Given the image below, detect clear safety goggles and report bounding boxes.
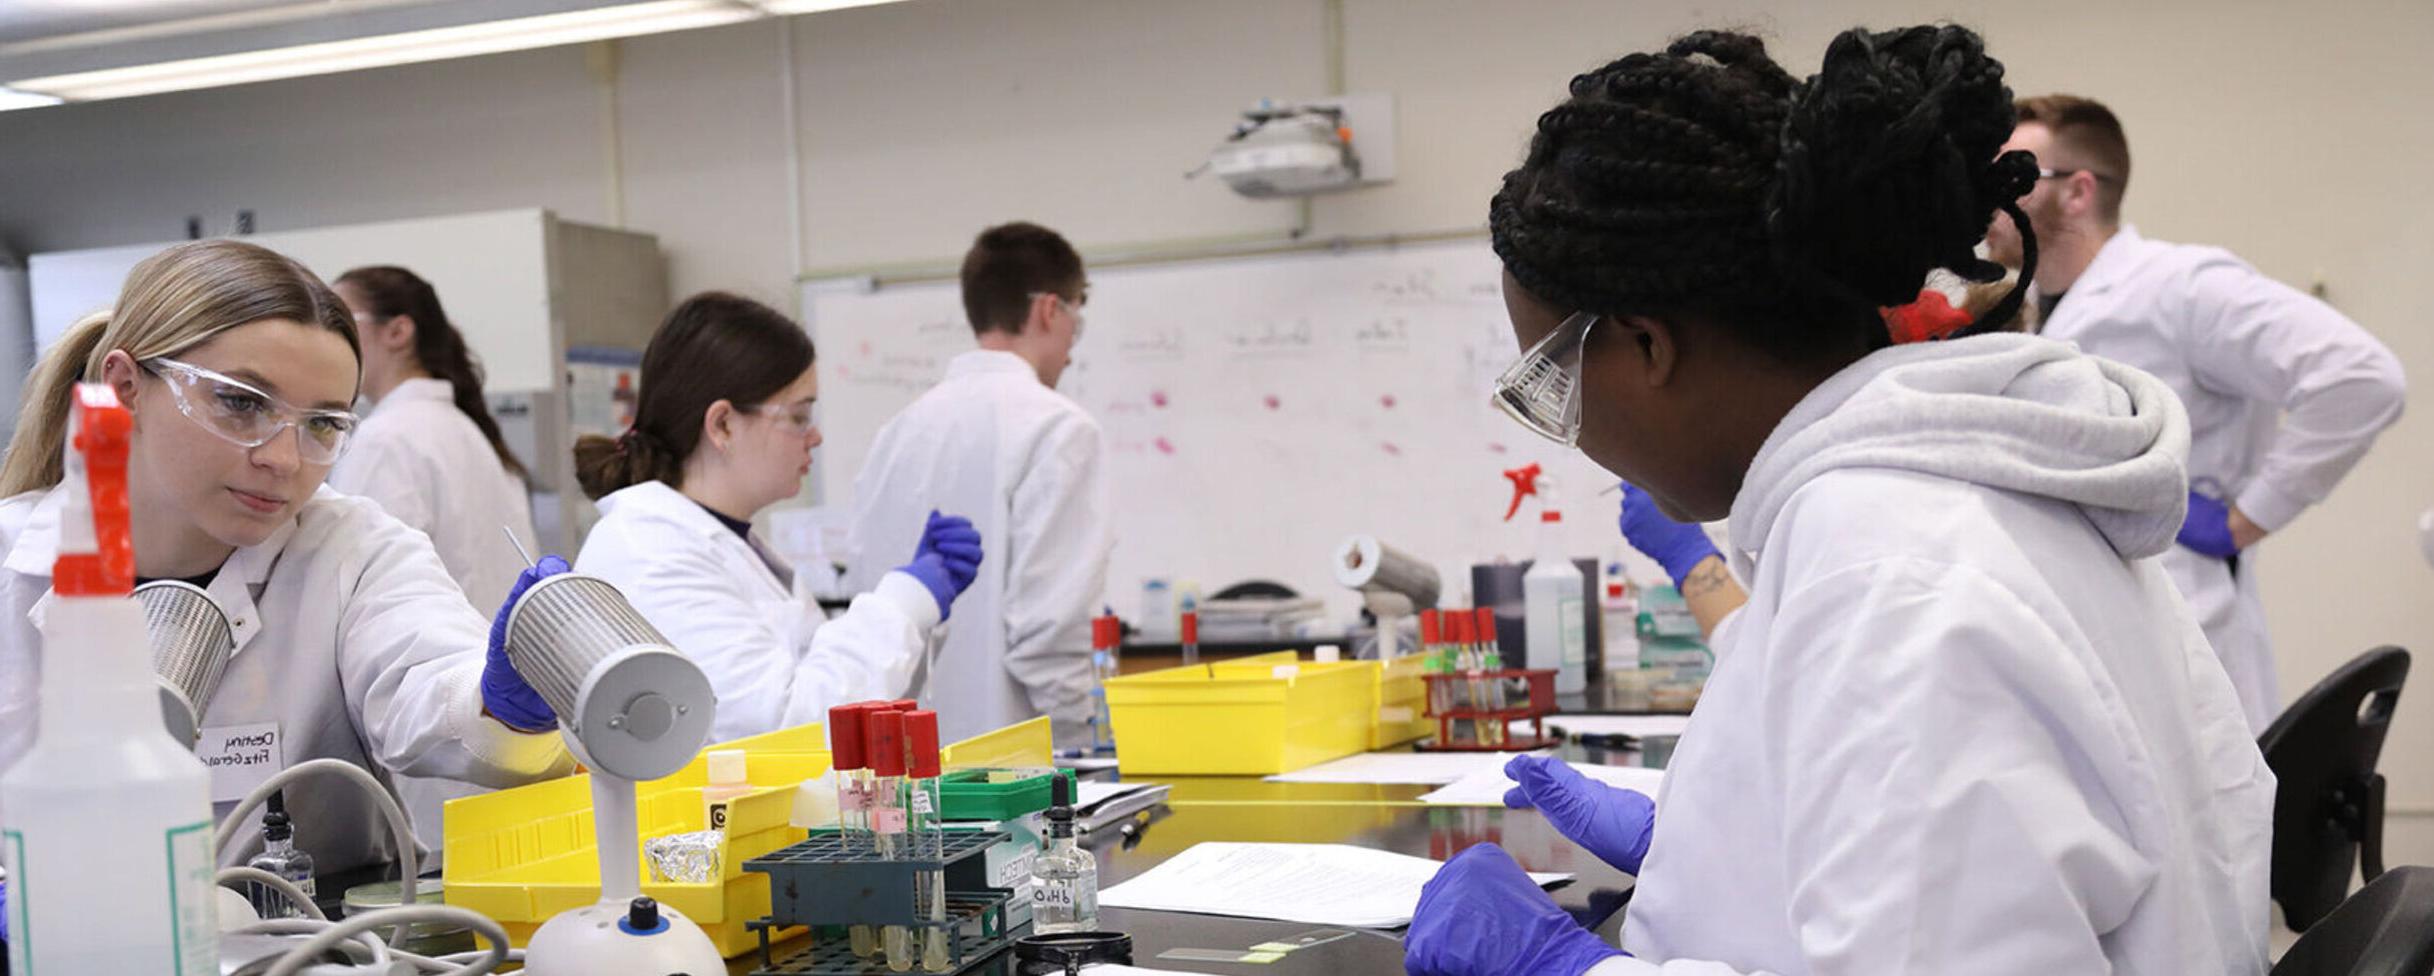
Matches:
[1490,312,1600,446]
[742,400,818,436]
[1028,291,1086,341]
[143,358,360,464]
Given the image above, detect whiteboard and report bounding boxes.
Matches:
[803,237,1668,622]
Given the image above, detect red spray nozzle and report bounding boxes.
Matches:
[1502,463,1544,522]
[55,384,134,596]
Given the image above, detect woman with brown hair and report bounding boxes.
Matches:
[572,292,984,742]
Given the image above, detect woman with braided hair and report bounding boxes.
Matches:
[1408,25,2272,976]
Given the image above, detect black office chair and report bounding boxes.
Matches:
[2259,646,2411,931]
[2269,865,2434,976]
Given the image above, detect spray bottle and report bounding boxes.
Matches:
[2,384,219,974]
[1508,464,1586,695]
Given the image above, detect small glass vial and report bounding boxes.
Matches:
[246,791,316,919]
[1028,777,1098,934]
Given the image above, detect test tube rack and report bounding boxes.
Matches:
[743,828,1022,976]
[1420,668,1562,751]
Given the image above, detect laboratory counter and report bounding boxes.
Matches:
[726,767,1639,976]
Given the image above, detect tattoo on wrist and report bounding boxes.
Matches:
[1682,560,1730,598]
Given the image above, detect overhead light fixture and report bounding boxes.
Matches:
[755,0,911,12]
[0,86,64,112]
[6,0,762,103]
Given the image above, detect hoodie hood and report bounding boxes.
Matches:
[1729,333,2189,573]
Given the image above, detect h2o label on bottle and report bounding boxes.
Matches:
[1032,884,1076,908]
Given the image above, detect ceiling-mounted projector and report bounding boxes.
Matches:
[1193,94,1396,199]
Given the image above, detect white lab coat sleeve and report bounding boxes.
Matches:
[1586,956,1772,976]
[2178,254,2406,531]
[1001,414,1111,732]
[780,571,936,726]
[1612,557,2154,976]
[326,434,436,532]
[335,515,570,788]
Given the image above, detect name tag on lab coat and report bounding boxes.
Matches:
[198,721,285,804]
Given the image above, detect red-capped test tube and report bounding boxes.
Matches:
[906,710,951,972]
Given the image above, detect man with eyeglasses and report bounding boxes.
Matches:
[846,222,1111,747]
[1986,94,2406,733]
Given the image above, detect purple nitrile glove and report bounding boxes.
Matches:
[1618,482,1720,589]
[483,555,569,733]
[2178,490,2240,559]
[1502,754,1656,875]
[899,510,983,621]
[1406,843,1625,976]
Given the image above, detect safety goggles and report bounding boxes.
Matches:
[1490,312,1600,446]
[1029,291,1087,342]
[742,400,818,435]
[142,358,360,464]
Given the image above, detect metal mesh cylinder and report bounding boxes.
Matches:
[135,580,233,739]
[1335,535,1442,609]
[504,574,674,719]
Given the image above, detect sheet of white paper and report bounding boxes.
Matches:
[1083,966,1221,976]
[1418,760,1668,806]
[1097,841,1569,928]
[1060,757,1123,772]
[1545,714,1693,740]
[1074,780,1161,809]
[1261,749,1545,785]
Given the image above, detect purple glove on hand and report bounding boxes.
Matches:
[1503,754,1656,875]
[1618,482,1719,589]
[1406,844,1625,976]
[483,555,569,733]
[898,510,983,621]
[2177,491,2239,559]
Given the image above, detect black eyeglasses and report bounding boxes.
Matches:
[2037,167,2121,185]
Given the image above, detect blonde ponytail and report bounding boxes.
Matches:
[0,312,113,497]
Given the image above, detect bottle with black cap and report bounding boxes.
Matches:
[245,790,316,919]
[1027,775,1097,933]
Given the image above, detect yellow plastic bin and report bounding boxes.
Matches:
[443,724,830,957]
[1104,658,1374,775]
[1369,653,1434,749]
[441,719,1055,959]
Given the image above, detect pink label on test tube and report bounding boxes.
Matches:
[872,808,908,834]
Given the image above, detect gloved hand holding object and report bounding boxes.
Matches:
[900,510,983,620]
[1502,754,1656,874]
[483,555,569,732]
[1617,482,1720,588]
[1405,843,1623,976]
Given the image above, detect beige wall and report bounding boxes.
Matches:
[3,0,2429,861]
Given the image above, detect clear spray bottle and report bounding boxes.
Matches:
[1,385,218,975]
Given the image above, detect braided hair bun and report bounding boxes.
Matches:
[1491,24,2038,359]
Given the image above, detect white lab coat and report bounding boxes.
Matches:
[846,350,1112,746]
[326,378,543,851]
[574,480,939,743]
[1589,335,2274,976]
[0,485,571,873]
[328,377,537,610]
[2038,227,2406,731]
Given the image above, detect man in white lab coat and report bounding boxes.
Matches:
[848,223,1111,745]
[1987,95,2406,732]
